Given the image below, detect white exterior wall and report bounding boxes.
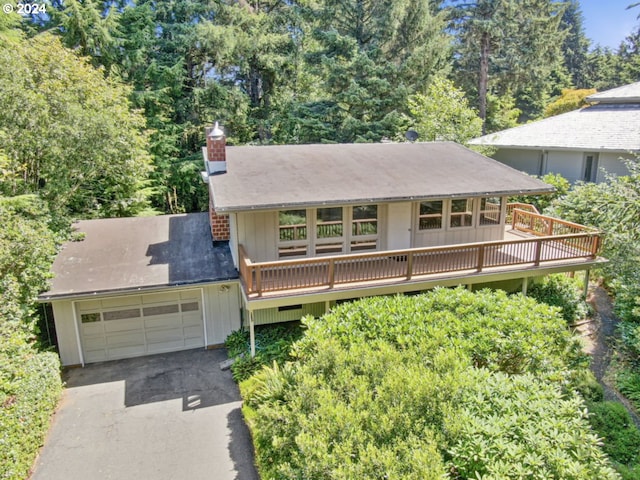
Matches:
[545,151,584,183]
[236,210,278,262]
[493,148,542,175]
[202,282,241,345]
[49,283,242,366]
[597,152,632,182]
[52,300,82,366]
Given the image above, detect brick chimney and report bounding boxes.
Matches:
[204,122,230,241]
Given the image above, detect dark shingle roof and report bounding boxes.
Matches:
[40,213,237,300]
[209,142,553,212]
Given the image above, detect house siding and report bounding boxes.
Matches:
[494,148,542,175]
[246,302,327,326]
[236,210,278,262]
[597,153,632,182]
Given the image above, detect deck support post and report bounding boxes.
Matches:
[325,300,331,314]
[583,269,590,299]
[249,311,256,357]
[522,277,528,296]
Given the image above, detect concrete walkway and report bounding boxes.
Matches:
[30,349,259,480]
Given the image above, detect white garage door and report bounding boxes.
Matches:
[76,290,204,363]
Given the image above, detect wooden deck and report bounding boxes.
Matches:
[239,209,602,299]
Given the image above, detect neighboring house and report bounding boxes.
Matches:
[469,81,640,184]
[40,127,605,365]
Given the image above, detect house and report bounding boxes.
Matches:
[40,127,605,365]
[469,81,640,184]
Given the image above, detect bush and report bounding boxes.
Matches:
[245,289,617,479]
[587,401,640,467]
[225,323,303,382]
[447,371,616,480]
[616,369,640,409]
[0,337,63,480]
[528,273,589,324]
[509,172,571,213]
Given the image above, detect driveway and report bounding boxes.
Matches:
[30,349,259,480]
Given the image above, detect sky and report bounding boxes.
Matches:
[580,0,638,49]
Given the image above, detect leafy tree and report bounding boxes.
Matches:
[544,88,596,117]
[0,32,152,219]
[408,76,482,143]
[449,0,567,132]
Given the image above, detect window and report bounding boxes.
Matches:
[279,210,307,241]
[316,207,344,255]
[479,197,502,225]
[103,308,141,321]
[278,210,308,258]
[81,312,101,323]
[143,304,180,316]
[278,205,380,257]
[450,198,474,228]
[418,201,443,230]
[583,153,598,182]
[351,205,378,251]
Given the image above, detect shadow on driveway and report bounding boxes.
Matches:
[31,348,259,480]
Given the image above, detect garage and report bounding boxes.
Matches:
[77,290,204,363]
[39,213,241,366]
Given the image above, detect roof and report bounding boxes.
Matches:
[40,213,238,300]
[469,103,640,152]
[586,81,640,103]
[209,142,553,212]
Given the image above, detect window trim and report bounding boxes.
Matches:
[417,200,444,231]
[449,198,475,229]
[277,205,380,258]
[478,197,503,227]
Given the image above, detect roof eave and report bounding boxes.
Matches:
[38,275,241,302]
[214,188,556,213]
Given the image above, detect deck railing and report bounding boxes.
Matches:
[239,209,601,296]
[506,202,539,223]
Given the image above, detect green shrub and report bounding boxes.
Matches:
[245,289,617,479]
[0,337,63,480]
[619,322,640,363]
[587,401,640,466]
[616,369,640,409]
[528,274,589,323]
[225,323,303,382]
[571,369,604,402]
[509,172,571,213]
[447,371,617,479]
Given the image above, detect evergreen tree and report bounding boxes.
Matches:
[449,0,566,132]
[299,0,450,142]
[559,0,590,88]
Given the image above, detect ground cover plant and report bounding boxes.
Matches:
[239,288,620,479]
[225,323,303,382]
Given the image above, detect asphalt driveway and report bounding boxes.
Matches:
[30,348,259,480]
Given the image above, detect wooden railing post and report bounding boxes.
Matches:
[406,251,414,280]
[255,266,262,297]
[547,218,554,236]
[534,239,542,266]
[328,258,335,288]
[477,245,485,272]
